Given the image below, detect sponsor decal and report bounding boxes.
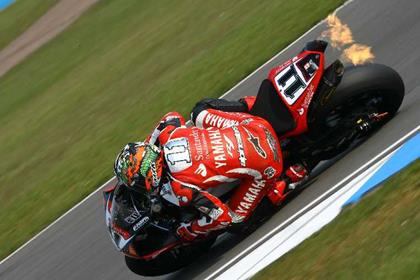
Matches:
[124,211,142,224]
[201,131,210,159]
[302,84,315,109]
[208,208,224,220]
[226,168,266,215]
[232,126,246,167]
[264,128,280,162]
[297,108,305,115]
[208,128,227,168]
[202,111,239,128]
[304,60,315,73]
[191,128,206,161]
[229,210,246,223]
[150,162,160,186]
[194,163,207,177]
[240,118,254,125]
[236,179,265,215]
[223,135,235,158]
[202,168,266,216]
[264,166,276,179]
[132,216,150,231]
[164,137,192,172]
[243,127,267,159]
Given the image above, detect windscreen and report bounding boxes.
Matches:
[108,185,151,250]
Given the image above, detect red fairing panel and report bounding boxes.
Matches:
[126,241,183,260]
[268,50,325,138]
[241,96,257,111]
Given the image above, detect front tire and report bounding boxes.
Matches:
[125,237,216,276]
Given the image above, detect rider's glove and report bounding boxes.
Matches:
[176,222,198,241]
[285,163,308,183]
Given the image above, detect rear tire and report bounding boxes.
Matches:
[327,63,404,117]
[302,63,404,161]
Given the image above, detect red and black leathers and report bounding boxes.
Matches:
[147,108,283,239]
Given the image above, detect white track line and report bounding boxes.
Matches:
[0,0,363,266]
[206,125,419,280]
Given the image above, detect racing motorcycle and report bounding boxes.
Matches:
[103,40,404,276]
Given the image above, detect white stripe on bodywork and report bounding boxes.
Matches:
[204,175,237,184]
[195,110,209,128]
[167,173,201,190]
[227,168,262,180]
[204,168,262,183]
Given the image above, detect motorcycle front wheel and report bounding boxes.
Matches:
[125,237,216,276]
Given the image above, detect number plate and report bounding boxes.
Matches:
[274,56,319,105]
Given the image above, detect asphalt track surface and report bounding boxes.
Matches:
[1,0,420,279]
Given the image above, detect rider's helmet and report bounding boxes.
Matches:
[114,142,163,192]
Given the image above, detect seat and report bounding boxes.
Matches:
[250,79,296,135]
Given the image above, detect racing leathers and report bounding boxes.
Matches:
[147,106,283,241]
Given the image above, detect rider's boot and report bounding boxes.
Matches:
[267,163,308,206]
[285,163,308,183]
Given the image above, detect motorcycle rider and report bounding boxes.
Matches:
[113,98,307,241]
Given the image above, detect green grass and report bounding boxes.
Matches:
[0,0,343,259]
[255,159,420,280]
[0,0,58,50]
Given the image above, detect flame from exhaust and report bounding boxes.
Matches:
[342,44,375,65]
[321,13,374,65]
[322,14,354,49]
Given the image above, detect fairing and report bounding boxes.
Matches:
[268,49,325,138]
[104,185,151,252]
[104,185,183,259]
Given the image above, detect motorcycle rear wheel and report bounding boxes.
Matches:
[326,63,404,118]
[303,63,404,161]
